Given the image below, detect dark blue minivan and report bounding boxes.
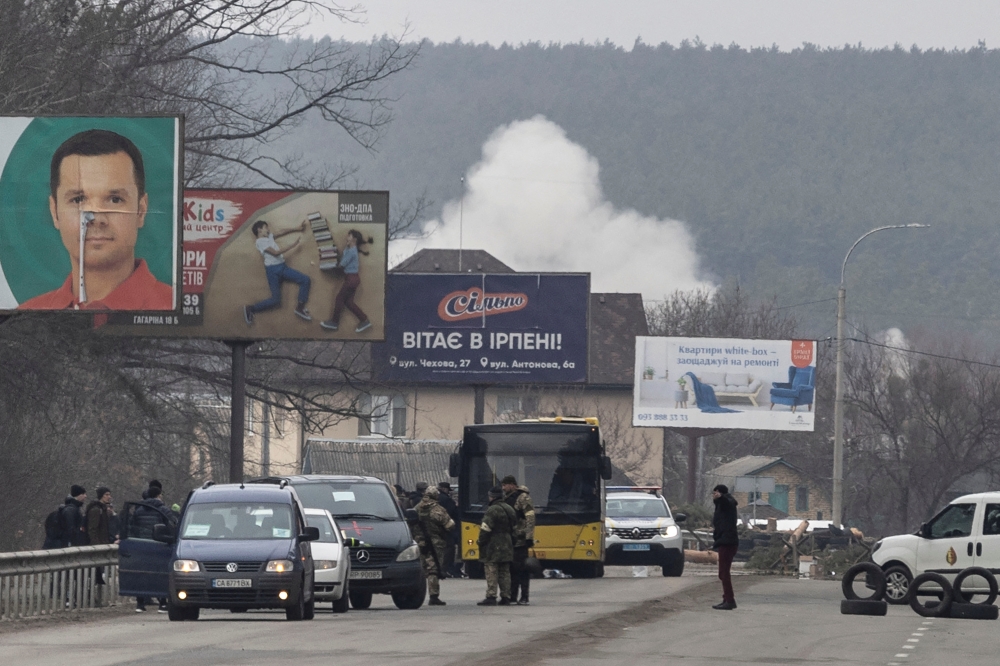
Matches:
[118,482,319,621]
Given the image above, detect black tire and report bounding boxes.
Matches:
[303,598,315,620]
[662,557,685,577]
[185,606,200,621]
[953,566,999,605]
[167,603,187,622]
[883,565,913,605]
[391,587,426,610]
[949,602,1000,620]
[840,599,888,616]
[286,593,305,621]
[332,594,349,614]
[842,562,886,601]
[909,572,954,617]
[349,590,373,610]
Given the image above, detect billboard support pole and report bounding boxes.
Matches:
[473,385,485,424]
[228,341,249,483]
[686,434,698,504]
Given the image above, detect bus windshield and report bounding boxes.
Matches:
[461,430,601,516]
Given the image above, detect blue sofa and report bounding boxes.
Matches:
[769,366,815,412]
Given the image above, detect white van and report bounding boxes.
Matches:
[871,492,1000,603]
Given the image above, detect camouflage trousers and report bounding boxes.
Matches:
[484,562,511,600]
[422,552,442,596]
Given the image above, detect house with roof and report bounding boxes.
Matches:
[229,248,662,488]
[705,455,831,521]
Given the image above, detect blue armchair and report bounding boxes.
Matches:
[769,366,815,412]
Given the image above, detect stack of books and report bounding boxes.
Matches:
[307,212,339,271]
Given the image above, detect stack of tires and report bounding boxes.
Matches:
[841,563,999,620]
[841,562,888,615]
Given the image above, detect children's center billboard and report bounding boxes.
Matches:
[633,337,817,432]
[374,273,589,383]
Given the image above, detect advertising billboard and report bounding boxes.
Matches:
[104,189,387,340]
[374,273,589,383]
[633,337,817,432]
[0,116,182,312]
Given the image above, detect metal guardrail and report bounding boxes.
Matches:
[0,545,120,620]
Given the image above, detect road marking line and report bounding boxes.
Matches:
[912,633,924,636]
[907,639,919,642]
[902,646,915,650]
[894,654,908,658]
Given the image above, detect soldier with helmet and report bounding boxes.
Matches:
[477,485,517,606]
[502,475,536,605]
[415,486,454,606]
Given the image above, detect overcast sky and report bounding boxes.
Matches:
[305,1,1000,51]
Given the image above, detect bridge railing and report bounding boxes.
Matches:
[0,545,120,620]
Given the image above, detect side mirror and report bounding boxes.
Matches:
[404,508,419,523]
[449,453,460,478]
[674,513,687,524]
[599,455,613,481]
[300,526,320,542]
[152,523,175,544]
[919,522,930,538]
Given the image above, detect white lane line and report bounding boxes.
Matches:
[902,645,915,650]
[912,633,924,636]
[907,638,919,642]
[894,654,908,658]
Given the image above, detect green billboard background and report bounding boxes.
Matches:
[0,117,178,303]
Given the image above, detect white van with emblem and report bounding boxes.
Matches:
[871,492,1000,603]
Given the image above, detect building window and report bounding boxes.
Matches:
[796,486,809,512]
[747,491,763,503]
[497,394,539,417]
[358,394,407,437]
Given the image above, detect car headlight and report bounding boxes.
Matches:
[659,525,679,538]
[396,544,420,562]
[266,559,295,573]
[314,560,337,570]
[173,559,200,573]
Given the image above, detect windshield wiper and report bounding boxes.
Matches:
[336,512,390,521]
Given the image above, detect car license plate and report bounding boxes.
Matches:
[212,578,252,588]
[349,570,383,580]
[623,544,650,551]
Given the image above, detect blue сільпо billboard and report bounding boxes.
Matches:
[374,273,589,383]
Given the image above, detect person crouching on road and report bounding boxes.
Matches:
[416,486,455,606]
[477,486,517,606]
[712,484,739,610]
[502,475,536,605]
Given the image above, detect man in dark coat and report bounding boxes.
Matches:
[85,487,116,546]
[436,482,462,577]
[477,486,516,606]
[134,485,170,612]
[60,485,88,547]
[712,484,739,610]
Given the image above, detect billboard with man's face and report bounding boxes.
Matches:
[104,189,388,341]
[0,116,182,312]
[633,337,818,431]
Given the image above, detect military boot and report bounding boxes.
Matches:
[498,597,512,606]
[429,595,446,606]
[477,597,497,606]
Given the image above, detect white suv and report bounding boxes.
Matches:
[872,492,1000,603]
[604,489,686,576]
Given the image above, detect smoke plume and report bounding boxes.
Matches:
[392,115,711,297]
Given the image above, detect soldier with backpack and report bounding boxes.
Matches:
[43,485,87,549]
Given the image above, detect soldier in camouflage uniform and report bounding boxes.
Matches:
[502,475,536,605]
[415,486,455,605]
[477,485,517,606]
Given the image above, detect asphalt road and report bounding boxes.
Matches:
[1,568,996,665]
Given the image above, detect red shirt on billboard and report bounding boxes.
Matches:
[18,259,172,310]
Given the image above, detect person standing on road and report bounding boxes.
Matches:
[60,485,88,547]
[711,484,739,610]
[477,486,517,606]
[502,475,536,605]
[134,485,170,613]
[85,487,117,545]
[436,482,462,577]
[408,481,429,508]
[415,487,455,606]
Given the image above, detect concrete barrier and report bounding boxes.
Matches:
[0,545,119,620]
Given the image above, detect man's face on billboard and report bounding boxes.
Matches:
[49,151,148,271]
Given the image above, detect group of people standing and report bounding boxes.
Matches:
[409,475,535,607]
[43,484,120,550]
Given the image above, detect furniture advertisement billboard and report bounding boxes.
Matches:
[633,336,817,431]
[373,272,589,383]
[0,116,182,312]
[104,189,388,340]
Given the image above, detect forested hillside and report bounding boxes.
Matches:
[277,40,1000,341]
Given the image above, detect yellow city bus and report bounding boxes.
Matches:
[450,417,613,578]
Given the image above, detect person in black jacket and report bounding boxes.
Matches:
[60,485,88,547]
[711,484,739,610]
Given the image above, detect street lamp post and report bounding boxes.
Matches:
[832,224,929,527]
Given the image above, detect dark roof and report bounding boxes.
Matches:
[302,439,458,490]
[392,249,515,273]
[706,456,787,478]
[588,293,649,386]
